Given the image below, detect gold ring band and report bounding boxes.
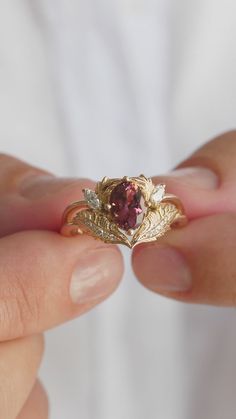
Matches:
[60,175,187,249]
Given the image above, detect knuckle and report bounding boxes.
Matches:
[0,298,23,339]
[0,273,42,339]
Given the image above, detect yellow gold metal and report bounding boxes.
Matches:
[60,175,188,249]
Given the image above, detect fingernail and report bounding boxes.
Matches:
[168,167,218,189]
[134,245,192,292]
[70,248,119,304]
[20,175,80,199]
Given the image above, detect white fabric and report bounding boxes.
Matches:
[1,1,236,418]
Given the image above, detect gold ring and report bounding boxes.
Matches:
[60,175,187,249]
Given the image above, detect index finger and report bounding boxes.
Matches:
[0,153,94,236]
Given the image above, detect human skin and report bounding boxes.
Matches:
[0,155,124,418]
[132,131,236,306]
[1,131,236,417]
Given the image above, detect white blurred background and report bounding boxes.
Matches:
[1,1,236,418]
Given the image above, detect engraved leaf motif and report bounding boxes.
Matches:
[130,175,154,202]
[74,209,131,248]
[131,203,179,247]
[72,202,179,249]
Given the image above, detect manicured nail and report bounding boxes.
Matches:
[168,167,218,189]
[70,248,119,304]
[134,245,192,292]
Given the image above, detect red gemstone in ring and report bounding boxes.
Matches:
[109,181,143,231]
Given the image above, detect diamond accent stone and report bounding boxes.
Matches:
[83,189,101,210]
[150,184,166,204]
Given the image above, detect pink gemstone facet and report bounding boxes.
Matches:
[109,181,143,231]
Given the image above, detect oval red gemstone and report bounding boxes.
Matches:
[109,181,143,231]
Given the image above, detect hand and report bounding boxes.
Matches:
[0,154,123,419]
[132,131,236,306]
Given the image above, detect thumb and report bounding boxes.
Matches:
[132,132,236,306]
[154,131,236,219]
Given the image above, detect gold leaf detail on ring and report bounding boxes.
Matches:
[74,209,131,247]
[131,203,179,247]
[73,203,179,248]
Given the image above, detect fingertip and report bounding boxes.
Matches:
[4,178,97,235]
[0,230,124,339]
[69,240,124,305]
[153,167,220,220]
[132,243,192,297]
